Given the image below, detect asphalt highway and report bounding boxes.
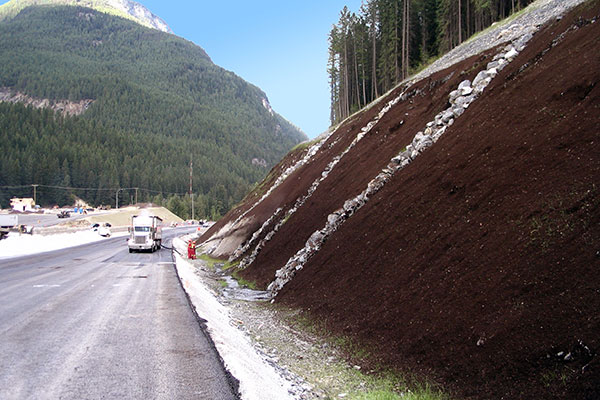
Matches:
[0,228,239,399]
[12,212,91,228]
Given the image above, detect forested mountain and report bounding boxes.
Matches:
[0,3,306,217]
[328,0,535,123]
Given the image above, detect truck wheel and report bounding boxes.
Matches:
[128,248,133,253]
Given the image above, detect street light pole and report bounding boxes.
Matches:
[190,156,194,221]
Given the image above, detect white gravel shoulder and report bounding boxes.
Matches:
[173,236,297,400]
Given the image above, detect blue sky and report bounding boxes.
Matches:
[138,0,363,138]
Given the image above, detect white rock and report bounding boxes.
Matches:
[327,213,340,225]
[472,70,490,87]
[487,60,500,70]
[442,109,454,123]
[449,89,460,103]
[460,86,473,96]
[458,79,471,89]
[415,136,433,151]
[505,48,519,61]
[432,126,447,140]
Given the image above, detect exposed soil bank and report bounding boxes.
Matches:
[279,3,599,398]
[200,1,599,398]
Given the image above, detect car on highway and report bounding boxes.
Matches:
[91,222,112,237]
[98,223,112,237]
[57,211,70,218]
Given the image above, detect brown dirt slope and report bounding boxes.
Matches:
[198,141,319,248]
[277,3,599,399]
[238,50,501,288]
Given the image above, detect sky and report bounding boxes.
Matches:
[136,0,363,138]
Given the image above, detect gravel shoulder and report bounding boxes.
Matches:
[175,236,401,400]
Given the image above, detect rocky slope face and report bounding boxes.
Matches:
[199,0,599,398]
[0,88,93,116]
[0,0,171,32]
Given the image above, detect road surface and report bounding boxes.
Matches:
[12,212,91,228]
[0,228,239,399]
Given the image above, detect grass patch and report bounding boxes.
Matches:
[247,168,280,199]
[231,269,258,290]
[291,136,321,152]
[217,279,228,288]
[343,367,449,400]
[198,252,259,289]
[350,383,447,400]
[410,54,444,76]
[281,211,293,225]
[281,307,450,400]
[541,369,568,388]
[215,259,258,290]
[197,254,223,270]
[464,3,535,45]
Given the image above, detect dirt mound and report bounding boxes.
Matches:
[200,1,599,398]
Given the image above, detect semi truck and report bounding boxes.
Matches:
[127,214,163,252]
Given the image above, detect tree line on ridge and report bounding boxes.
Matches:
[328,0,534,124]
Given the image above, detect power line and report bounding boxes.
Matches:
[0,184,187,196]
[0,185,33,189]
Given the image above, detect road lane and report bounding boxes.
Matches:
[0,229,238,399]
[11,212,91,228]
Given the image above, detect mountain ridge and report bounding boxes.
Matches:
[0,0,172,32]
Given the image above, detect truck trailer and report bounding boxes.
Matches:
[0,215,18,240]
[127,215,163,252]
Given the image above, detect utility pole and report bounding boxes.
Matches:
[189,155,194,221]
[116,188,121,209]
[135,187,138,205]
[32,184,39,205]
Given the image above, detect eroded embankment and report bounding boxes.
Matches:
[277,3,600,399]
[199,1,599,398]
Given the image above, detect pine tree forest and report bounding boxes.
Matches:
[0,6,306,220]
[328,0,534,124]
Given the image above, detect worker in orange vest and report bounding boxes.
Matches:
[187,240,196,260]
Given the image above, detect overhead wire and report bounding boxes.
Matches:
[0,184,187,196]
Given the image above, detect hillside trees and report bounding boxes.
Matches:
[328,0,535,124]
[0,6,306,218]
[0,102,250,218]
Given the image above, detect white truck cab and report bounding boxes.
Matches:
[128,215,163,252]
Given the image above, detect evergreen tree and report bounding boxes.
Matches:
[327,0,535,125]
